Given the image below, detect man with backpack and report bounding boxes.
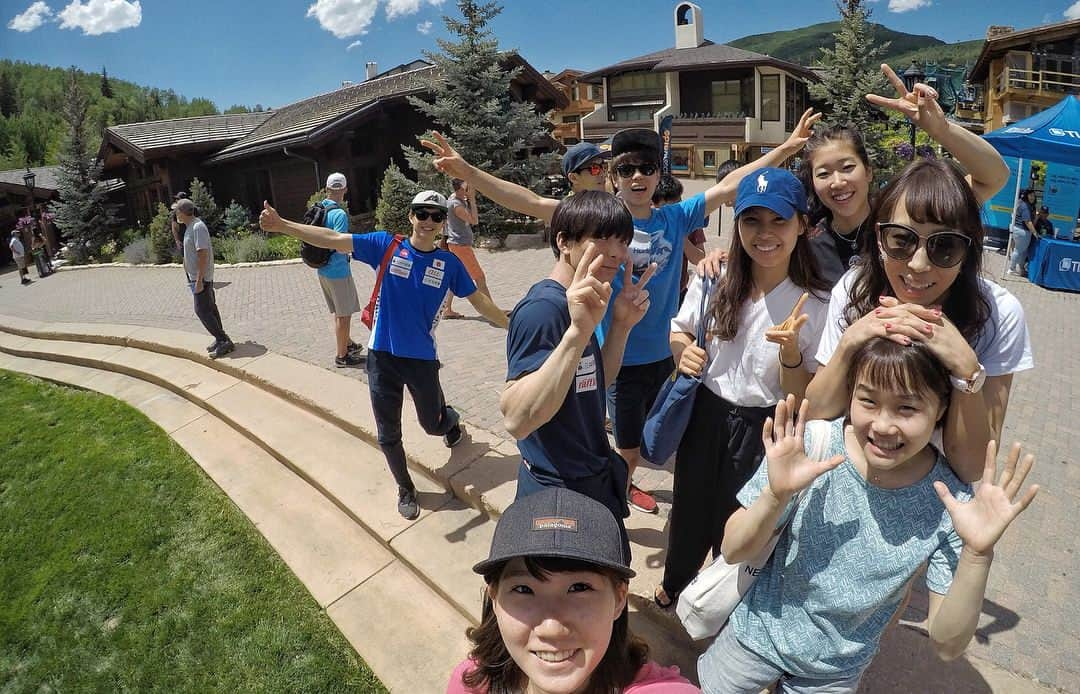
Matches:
[312,173,364,367]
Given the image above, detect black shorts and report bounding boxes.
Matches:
[610,357,675,450]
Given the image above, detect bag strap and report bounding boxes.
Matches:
[368,235,403,308]
[694,274,713,346]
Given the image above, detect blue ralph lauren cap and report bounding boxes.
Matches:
[733,167,808,219]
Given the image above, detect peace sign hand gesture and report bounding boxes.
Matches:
[419,131,473,180]
[935,441,1040,557]
[782,108,823,151]
[866,63,947,140]
[612,260,657,330]
[765,292,809,366]
[566,242,614,340]
[764,396,845,501]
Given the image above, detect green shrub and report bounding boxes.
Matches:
[214,237,237,264]
[375,162,420,235]
[233,235,271,263]
[188,178,223,235]
[148,203,179,264]
[122,237,151,264]
[306,188,328,209]
[223,200,252,236]
[266,234,300,260]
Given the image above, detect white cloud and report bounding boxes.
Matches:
[346,39,362,51]
[385,0,442,21]
[57,0,140,35]
[888,0,930,12]
[8,1,53,32]
[306,0,377,38]
[416,19,432,34]
[1065,1,1080,19]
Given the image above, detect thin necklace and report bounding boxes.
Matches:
[831,218,865,252]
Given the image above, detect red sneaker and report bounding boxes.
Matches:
[628,484,658,514]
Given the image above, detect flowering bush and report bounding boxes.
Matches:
[915,144,937,160]
[893,143,915,161]
[14,215,36,234]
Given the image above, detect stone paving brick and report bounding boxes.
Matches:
[0,241,1076,690]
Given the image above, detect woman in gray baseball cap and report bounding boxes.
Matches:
[447,487,699,693]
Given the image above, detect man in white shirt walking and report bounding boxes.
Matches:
[9,230,30,285]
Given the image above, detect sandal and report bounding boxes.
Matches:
[654,585,676,609]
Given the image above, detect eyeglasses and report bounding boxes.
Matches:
[413,209,446,223]
[877,222,971,269]
[614,163,658,178]
[575,162,608,176]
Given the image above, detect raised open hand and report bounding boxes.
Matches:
[566,242,613,338]
[419,131,472,180]
[259,201,282,233]
[764,396,845,500]
[612,260,656,329]
[935,441,1039,557]
[866,64,947,139]
[765,292,809,363]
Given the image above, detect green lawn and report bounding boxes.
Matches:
[0,370,385,693]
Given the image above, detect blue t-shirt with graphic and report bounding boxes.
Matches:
[352,231,476,360]
[506,279,613,479]
[730,417,972,679]
[317,200,352,280]
[598,193,706,366]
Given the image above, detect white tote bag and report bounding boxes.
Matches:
[675,419,831,641]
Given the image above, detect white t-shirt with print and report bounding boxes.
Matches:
[9,236,24,259]
[815,267,1034,377]
[672,273,830,407]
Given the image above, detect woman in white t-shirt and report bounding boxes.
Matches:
[806,158,1034,483]
[654,167,832,609]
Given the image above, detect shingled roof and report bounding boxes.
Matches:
[0,165,123,194]
[205,65,438,165]
[102,111,272,163]
[580,41,818,83]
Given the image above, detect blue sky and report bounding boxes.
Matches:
[2,0,1078,111]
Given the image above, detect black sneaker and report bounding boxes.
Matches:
[335,352,364,367]
[443,424,465,448]
[346,341,364,356]
[209,339,234,359]
[206,339,220,353]
[397,487,420,520]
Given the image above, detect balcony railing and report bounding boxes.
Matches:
[674,112,747,121]
[997,68,1079,95]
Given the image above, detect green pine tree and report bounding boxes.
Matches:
[0,69,17,118]
[810,0,892,167]
[49,67,120,263]
[375,162,420,235]
[100,66,113,98]
[187,177,224,235]
[148,202,179,264]
[404,0,554,241]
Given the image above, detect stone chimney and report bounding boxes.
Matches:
[675,2,704,50]
[366,62,378,80]
[986,26,1014,40]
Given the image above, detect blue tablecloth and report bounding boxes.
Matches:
[1028,237,1080,291]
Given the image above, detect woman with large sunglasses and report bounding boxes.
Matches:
[806,158,1034,483]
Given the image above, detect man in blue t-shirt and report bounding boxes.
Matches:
[317,173,365,368]
[502,191,654,548]
[424,109,820,513]
[260,191,508,521]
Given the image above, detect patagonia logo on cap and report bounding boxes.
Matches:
[425,193,441,203]
[532,517,578,532]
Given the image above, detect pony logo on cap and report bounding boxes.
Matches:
[757,173,768,193]
[532,517,579,532]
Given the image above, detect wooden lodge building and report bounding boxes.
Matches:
[97,55,567,228]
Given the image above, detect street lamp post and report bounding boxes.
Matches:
[901,60,925,152]
[22,164,35,214]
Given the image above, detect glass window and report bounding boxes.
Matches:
[761,74,780,122]
[563,114,580,124]
[609,106,656,122]
[711,80,742,116]
[609,71,666,98]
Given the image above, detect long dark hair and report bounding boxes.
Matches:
[798,124,874,228]
[709,213,830,341]
[843,159,993,345]
[549,191,634,258]
[461,556,648,694]
[847,337,952,418]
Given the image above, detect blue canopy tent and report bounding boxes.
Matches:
[982,95,1080,282]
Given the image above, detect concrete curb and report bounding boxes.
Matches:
[56,257,306,272]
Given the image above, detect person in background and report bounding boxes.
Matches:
[1008,189,1037,276]
[9,230,30,285]
[316,173,365,368]
[652,174,706,307]
[176,198,234,359]
[1034,205,1054,238]
[443,178,495,319]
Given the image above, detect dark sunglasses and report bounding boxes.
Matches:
[877,222,971,269]
[575,161,608,176]
[412,209,446,223]
[614,162,658,178]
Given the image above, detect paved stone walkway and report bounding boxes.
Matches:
[0,238,1076,691]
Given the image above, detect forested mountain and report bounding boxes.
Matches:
[0,60,261,171]
[729,22,982,70]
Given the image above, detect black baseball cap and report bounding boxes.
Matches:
[473,487,634,579]
[611,128,661,161]
[562,142,610,176]
[1040,205,1049,213]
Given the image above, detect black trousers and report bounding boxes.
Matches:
[366,349,459,492]
[192,282,228,342]
[661,387,772,596]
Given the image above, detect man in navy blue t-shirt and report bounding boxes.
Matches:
[502,191,655,545]
[260,191,508,521]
